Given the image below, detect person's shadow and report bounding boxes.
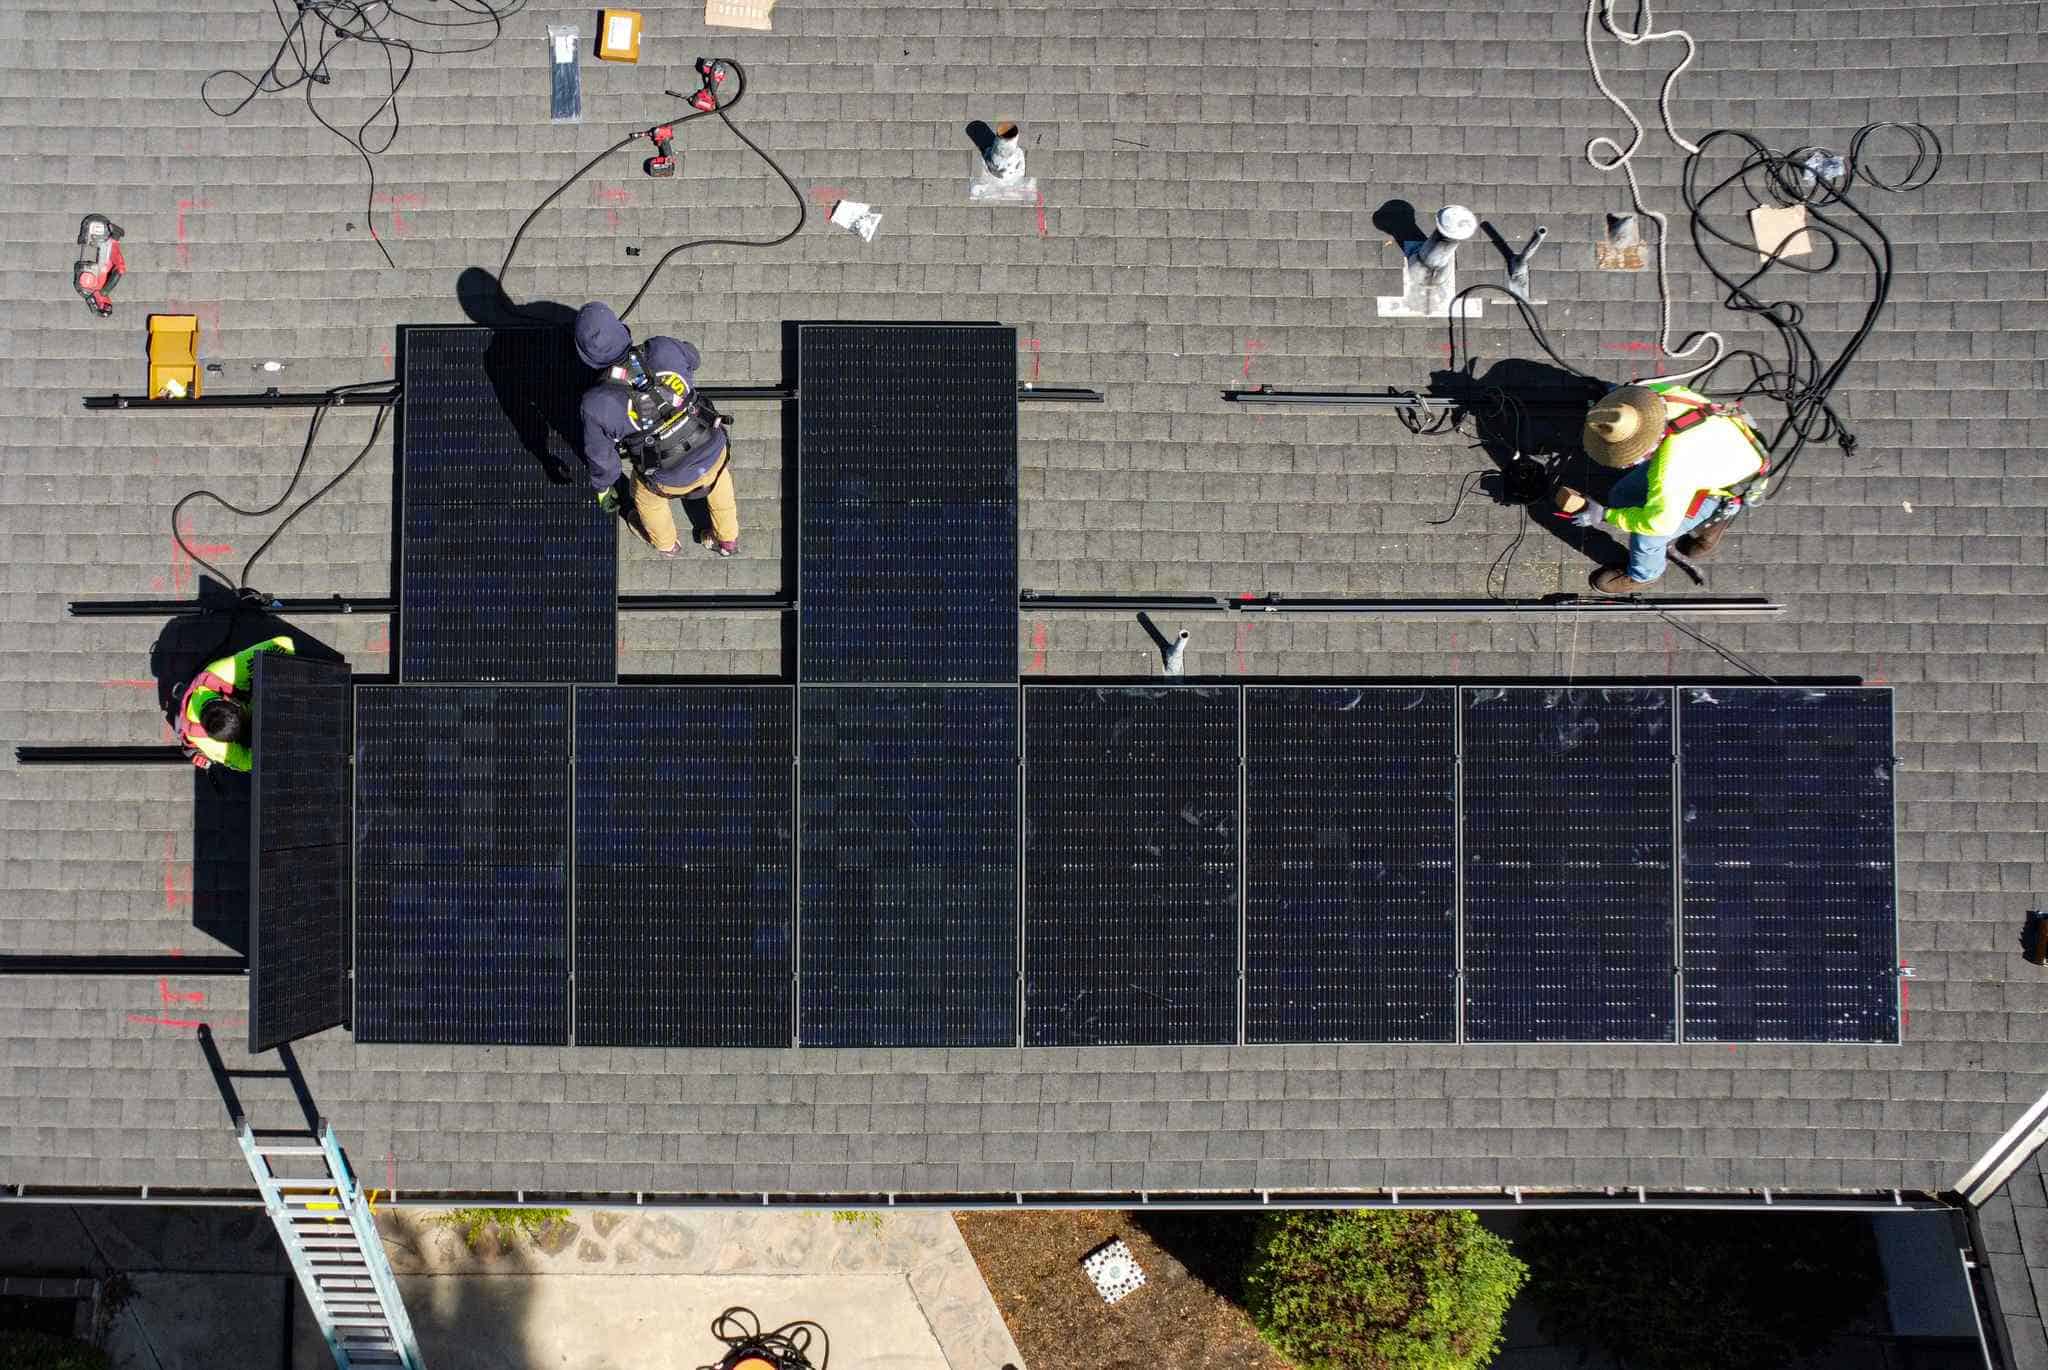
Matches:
[1425,358,1642,576]
[152,580,348,955]
[455,266,590,485]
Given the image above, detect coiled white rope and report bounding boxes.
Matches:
[1582,0,1724,383]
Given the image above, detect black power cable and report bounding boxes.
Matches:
[496,58,807,323]
[696,1306,830,1370]
[170,381,397,594]
[201,0,528,269]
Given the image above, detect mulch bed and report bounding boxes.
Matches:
[954,1210,1291,1370]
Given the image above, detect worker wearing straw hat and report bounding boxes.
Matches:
[1555,381,1767,594]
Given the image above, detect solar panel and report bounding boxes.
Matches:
[797,687,1018,1046]
[248,654,353,1052]
[576,686,795,1047]
[398,325,615,684]
[1245,687,1456,1043]
[797,323,1017,684]
[1461,687,1676,1042]
[354,687,571,1045]
[1024,687,1239,1046]
[1679,687,1898,1042]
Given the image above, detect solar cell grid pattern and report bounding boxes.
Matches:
[399,326,615,683]
[1245,687,1456,1043]
[1462,688,1676,1042]
[354,687,571,1045]
[797,324,1017,683]
[798,687,1018,1046]
[1679,688,1898,1042]
[1024,687,1239,1047]
[248,654,353,1052]
[576,687,795,1048]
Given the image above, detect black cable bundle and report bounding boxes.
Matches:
[495,57,808,323]
[697,1306,831,1370]
[201,0,530,268]
[1673,122,1941,502]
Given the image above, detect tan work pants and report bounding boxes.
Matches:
[629,452,738,551]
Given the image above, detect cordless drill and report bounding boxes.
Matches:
[643,126,677,178]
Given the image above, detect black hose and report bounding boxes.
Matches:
[496,57,808,323]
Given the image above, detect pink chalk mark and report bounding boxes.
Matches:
[373,192,426,238]
[159,977,205,1008]
[1034,189,1047,238]
[162,835,192,916]
[175,198,213,270]
[1233,621,1252,675]
[1023,339,1042,382]
[104,678,155,689]
[382,343,394,374]
[595,186,633,230]
[809,186,848,210]
[365,624,390,656]
[1899,961,1911,1033]
[1027,622,1048,674]
[1239,340,1266,380]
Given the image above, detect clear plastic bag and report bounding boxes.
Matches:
[547,24,582,124]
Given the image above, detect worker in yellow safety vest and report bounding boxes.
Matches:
[174,635,295,772]
[1555,382,1768,594]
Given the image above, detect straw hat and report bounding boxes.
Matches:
[1582,385,1668,468]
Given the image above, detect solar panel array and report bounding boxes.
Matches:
[398,326,615,684]
[1679,688,1898,1042]
[575,687,794,1048]
[1245,688,1457,1043]
[796,323,1017,683]
[1024,688,1240,1046]
[354,687,572,1045]
[247,654,354,1052]
[798,688,1018,1046]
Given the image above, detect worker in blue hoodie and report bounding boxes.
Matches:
[573,302,737,557]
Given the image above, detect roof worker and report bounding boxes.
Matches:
[1555,381,1768,594]
[174,634,295,772]
[574,302,738,559]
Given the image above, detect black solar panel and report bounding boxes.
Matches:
[398,326,615,683]
[797,687,1018,1046]
[1461,687,1676,1042]
[248,654,353,1052]
[797,324,1017,684]
[1679,687,1898,1042]
[354,687,571,1045]
[576,687,795,1047]
[1024,687,1239,1046]
[1245,687,1456,1043]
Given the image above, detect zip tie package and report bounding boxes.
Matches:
[548,24,583,124]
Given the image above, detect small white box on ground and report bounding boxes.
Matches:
[829,200,882,241]
[1081,1238,1146,1304]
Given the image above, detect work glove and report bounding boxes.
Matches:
[1557,496,1605,529]
[597,486,622,515]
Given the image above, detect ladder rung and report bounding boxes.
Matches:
[256,1145,330,1156]
[330,1315,393,1327]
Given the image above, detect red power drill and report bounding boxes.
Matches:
[73,214,125,317]
[644,125,678,177]
[643,57,728,176]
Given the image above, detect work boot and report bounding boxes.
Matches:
[1590,566,1657,595]
[1674,520,1728,559]
[698,531,739,557]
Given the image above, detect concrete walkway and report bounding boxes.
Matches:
[286,1208,1024,1370]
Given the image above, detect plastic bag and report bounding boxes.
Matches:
[548,25,582,124]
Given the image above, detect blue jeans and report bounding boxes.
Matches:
[1608,463,1722,582]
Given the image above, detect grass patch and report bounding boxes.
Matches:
[439,1207,573,1247]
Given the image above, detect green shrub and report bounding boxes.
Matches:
[0,1328,112,1370]
[1243,1209,1526,1370]
[1518,1212,1879,1370]
[438,1207,572,1247]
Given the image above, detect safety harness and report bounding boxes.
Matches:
[1659,390,1772,521]
[608,346,724,473]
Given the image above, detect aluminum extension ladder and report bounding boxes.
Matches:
[235,1117,425,1370]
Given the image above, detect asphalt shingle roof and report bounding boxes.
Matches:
[2,0,2045,1198]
